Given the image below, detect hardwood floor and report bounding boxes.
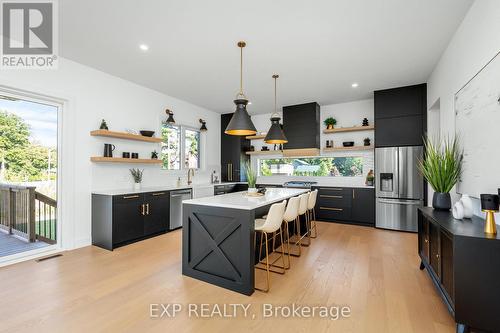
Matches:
[0,222,455,333]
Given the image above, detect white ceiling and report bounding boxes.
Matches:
[60,0,473,114]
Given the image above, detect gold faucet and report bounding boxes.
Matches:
[187,168,195,185]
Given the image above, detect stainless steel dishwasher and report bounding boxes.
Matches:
[169,189,192,230]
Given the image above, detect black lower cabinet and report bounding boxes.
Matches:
[143,192,169,236]
[92,190,172,250]
[313,186,374,226]
[418,207,500,333]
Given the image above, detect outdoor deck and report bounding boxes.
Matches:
[0,232,49,257]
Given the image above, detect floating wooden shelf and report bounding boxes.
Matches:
[90,130,163,143]
[245,134,266,140]
[90,157,163,164]
[245,150,282,156]
[323,125,374,134]
[322,145,374,152]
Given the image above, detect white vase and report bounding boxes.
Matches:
[134,182,141,191]
[248,187,258,194]
[452,201,464,220]
[460,194,473,218]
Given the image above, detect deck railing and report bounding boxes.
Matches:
[0,184,57,244]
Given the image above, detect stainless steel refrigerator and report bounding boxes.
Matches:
[375,146,424,232]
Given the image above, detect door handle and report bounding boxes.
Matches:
[146,203,150,215]
[352,189,355,199]
[320,207,343,211]
[140,204,145,216]
[378,199,422,205]
[123,195,139,199]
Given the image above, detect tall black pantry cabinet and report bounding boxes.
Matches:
[220,113,250,182]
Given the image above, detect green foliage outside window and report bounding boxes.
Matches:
[259,156,363,177]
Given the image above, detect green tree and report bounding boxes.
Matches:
[0,110,56,181]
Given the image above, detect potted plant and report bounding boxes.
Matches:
[245,163,258,194]
[130,168,144,190]
[365,169,374,186]
[324,117,337,130]
[418,137,463,210]
[363,137,371,146]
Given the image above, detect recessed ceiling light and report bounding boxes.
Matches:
[139,44,149,51]
[351,83,359,88]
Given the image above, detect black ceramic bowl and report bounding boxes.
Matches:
[343,141,355,147]
[140,130,155,137]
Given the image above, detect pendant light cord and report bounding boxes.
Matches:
[237,41,247,100]
[272,74,279,117]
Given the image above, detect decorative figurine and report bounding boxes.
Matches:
[151,150,158,159]
[99,119,109,130]
[364,137,371,146]
[362,118,369,126]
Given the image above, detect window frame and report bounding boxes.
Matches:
[160,123,202,171]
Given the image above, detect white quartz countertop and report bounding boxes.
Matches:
[93,185,193,196]
[183,188,309,210]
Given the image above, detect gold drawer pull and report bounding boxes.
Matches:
[320,207,343,211]
[319,187,343,191]
[123,195,139,199]
[152,192,166,196]
[320,195,343,198]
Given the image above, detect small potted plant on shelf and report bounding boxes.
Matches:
[324,117,337,130]
[245,163,258,195]
[418,136,463,210]
[363,137,371,146]
[130,168,144,190]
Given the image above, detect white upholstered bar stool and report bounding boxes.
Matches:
[294,192,311,247]
[307,189,319,238]
[254,200,287,292]
[281,196,301,264]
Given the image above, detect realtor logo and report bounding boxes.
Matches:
[1,0,58,69]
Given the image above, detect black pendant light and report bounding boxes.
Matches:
[199,119,208,132]
[165,109,175,124]
[264,74,288,144]
[224,41,257,136]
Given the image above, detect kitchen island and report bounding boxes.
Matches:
[182,188,308,295]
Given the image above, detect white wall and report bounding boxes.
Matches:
[427,0,500,220]
[251,99,374,186]
[0,58,221,249]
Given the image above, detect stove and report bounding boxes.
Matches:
[283,181,318,189]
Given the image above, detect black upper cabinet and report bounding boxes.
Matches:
[375,84,426,119]
[375,115,424,146]
[283,102,320,150]
[374,84,426,147]
[221,113,250,182]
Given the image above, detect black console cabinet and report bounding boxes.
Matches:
[92,190,171,250]
[418,207,500,333]
[312,186,375,226]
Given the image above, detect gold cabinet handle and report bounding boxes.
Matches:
[152,192,165,196]
[320,207,343,211]
[319,187,343,191]
[140,204,145,216]
[123,195,139,199]
[320,195,343,198]
[352,189,355,199]
[146,203,150,215]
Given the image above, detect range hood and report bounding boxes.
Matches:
[282,102,320,157]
